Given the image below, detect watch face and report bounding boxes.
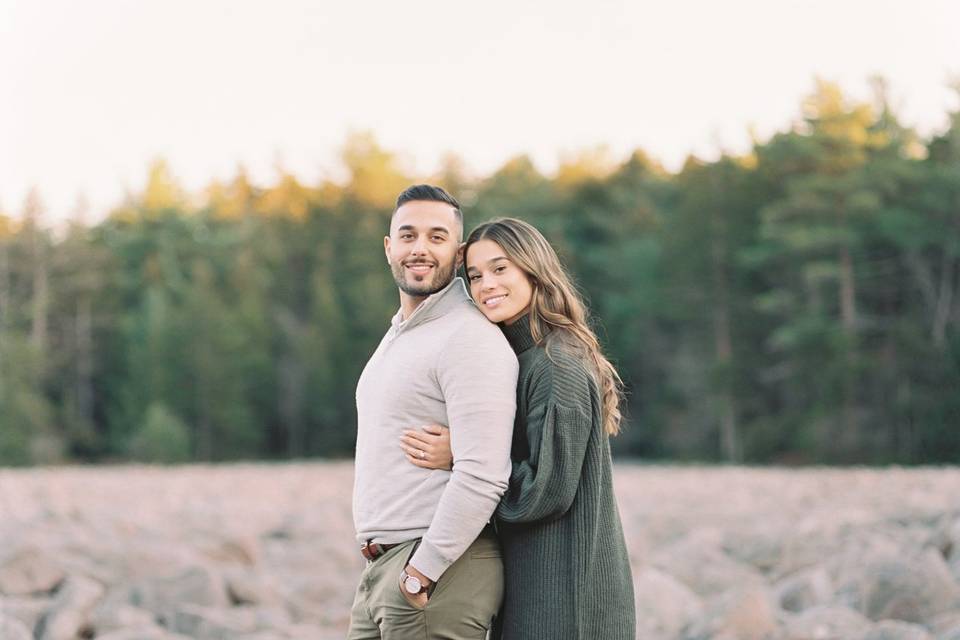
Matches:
[404,575,422,594]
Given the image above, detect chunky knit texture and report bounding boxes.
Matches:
[494,315,636,640]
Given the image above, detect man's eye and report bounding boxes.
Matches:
[400,234,414,240]
[432,236,444,241]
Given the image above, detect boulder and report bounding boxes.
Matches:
[197,534,261,566]
[931,612,960,639]
[928,514,960,560]
[859,620,933,640]
[283,622,343,640]
[96,627,193,640]
[0,612,33,640]
[89,602,157,635]
[723,527,786,574]
[36,575,105,640]
[224,568,283,607]
[168,603,257,638]
[775,567,833,613]
[0,548,66,596]
[273,572,348,623]
[836,549,960,623]
[0,595,53,632]
[651,535,766,598]
[684,587,779,640]
[632,566,703,638]
[782,605,872,640]
[168,603,290,638]
[126,566,229,623]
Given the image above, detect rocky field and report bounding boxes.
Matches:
[2,463,960,639]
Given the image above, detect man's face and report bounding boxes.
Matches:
[384,200,463,299]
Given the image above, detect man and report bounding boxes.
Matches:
[349,185,517,639]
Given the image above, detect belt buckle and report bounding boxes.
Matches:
[360,540,381,562]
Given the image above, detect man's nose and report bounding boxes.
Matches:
[411,237,428,255]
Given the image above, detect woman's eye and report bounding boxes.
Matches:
[468,274,480,281]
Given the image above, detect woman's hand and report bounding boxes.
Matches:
[400,424,452,470]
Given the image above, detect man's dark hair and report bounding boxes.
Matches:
[393,184,463,236]
[396,184,460,211]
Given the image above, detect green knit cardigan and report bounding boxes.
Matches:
[493,316,636,640]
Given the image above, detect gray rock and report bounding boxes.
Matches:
[723,528,786,574]
[127,566,229,623]
[782,605,872,640]
[859,620,934,640]
[37,575,105,640]
[836,549,960,623]
[775,567,833,612]
[633,566,704,638]
[950,554,960,585]
[652,535,766,598]
[273,572,348,623]
[928,514,960,560]
[96,627,193,640]
[89,602,157,634]
[0,548,66,596]
[0,594,53,632]
[224,568,283,607]
[0,613,33,640]
[283,622,344,640]
[931,612,960,639]
[684,587,779,640]
[826,534,907,586]
[168,603,257,639]
[197,534,261,567]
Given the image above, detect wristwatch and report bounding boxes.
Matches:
[400,569,429,595]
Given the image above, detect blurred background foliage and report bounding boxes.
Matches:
[1,80,959,466]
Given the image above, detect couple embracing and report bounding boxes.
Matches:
[349,185,636,639]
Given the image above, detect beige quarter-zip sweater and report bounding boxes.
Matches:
[353,278,518,581]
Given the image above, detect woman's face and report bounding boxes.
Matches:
[465,239,534,325]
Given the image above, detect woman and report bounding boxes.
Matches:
[400,218,636,639]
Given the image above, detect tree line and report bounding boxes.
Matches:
[1,80,958,466]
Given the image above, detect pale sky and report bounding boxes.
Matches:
[2,0,958,223]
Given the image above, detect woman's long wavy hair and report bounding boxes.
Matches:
[464,218,624,436]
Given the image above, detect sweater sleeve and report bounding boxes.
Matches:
[409,325,518,581]
[497,356,594,524]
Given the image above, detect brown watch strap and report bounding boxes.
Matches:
[400,569,429,594]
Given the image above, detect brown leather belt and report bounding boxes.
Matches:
[360,540,400,561]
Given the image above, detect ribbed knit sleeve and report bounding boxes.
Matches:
[496,354,593,524]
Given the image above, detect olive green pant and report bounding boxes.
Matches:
[347,531,503,640]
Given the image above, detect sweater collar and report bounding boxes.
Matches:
[391,277,469,333]
[500,314,538,354]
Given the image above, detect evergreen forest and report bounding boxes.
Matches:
[2,80,958,466]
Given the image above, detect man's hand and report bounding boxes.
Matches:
[399,563,433,609]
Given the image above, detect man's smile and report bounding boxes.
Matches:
[405,262,436,275]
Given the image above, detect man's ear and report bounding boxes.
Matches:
[455,242,465,269]
[384,235,391,264]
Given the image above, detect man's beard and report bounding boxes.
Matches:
[391,259,458,298]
